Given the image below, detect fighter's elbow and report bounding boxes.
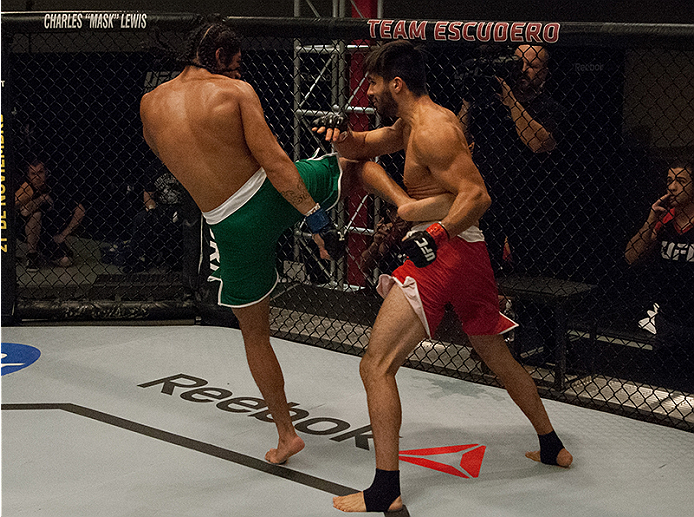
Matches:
[397,203,416,221]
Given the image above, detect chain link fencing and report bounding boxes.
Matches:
[2,13,692,431]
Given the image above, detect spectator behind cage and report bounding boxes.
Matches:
[103,161,190,274]
[625,158,694,393]
[458,44,568,276]
[15,158,86,271]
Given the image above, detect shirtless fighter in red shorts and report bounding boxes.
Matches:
[315,40,573,513]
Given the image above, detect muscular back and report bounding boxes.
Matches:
[141,67,273,212]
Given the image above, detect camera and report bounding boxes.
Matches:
[458,45,523,102]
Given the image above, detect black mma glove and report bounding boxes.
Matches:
[401,222,449,268]
[305,204,346,260]
[312,111,349,134]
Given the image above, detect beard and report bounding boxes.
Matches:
[514,73,545,101]
[373,89,398,118]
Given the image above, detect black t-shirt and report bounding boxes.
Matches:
[654,212,694,327]
[467,92,566,204]
[146,170,185,207]
[467,91,572,275]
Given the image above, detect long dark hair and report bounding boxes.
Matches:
[181,22,241,73]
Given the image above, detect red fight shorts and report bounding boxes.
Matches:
[377,237,517,337]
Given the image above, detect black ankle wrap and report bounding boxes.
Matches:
[538,430,564,465]
[363,468,400,512]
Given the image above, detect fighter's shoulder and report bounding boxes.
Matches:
[140,88,159,121]
[140,81,173,109]
[412,108,459,146]
[216,78,257,98]
[207,79,261,112]
[140,87,157,107]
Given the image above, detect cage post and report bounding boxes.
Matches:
[1,31,17,326]
[344,0,379,287]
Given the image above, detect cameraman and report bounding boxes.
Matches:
[458,45,567,276]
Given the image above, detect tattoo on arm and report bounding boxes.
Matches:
[279,179,312,209]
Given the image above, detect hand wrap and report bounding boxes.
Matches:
[305,205,346,260]
[312,111,349,134]
[401,222,449,268]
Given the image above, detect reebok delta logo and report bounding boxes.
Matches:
[399,444,486,478]
[1,343,41,376]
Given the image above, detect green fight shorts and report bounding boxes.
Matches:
[205,153,342,308]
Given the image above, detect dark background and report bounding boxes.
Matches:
[2,0,694,24]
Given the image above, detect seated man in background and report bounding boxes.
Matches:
[625,158,694,393]
[15,158,86,271]
[117,161,190,273]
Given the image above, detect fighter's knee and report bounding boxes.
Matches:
[359,353,385,386]
[338,158,361,196]
[339,156,354,167]
[359,352,397,385]
[361,159,386,179]
[359,355,374,383]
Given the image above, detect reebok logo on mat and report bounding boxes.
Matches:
[399,444,486,478]
[1,343,41,376]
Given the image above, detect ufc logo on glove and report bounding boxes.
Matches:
[413,238,436,263]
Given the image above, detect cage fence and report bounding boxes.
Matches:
[1,12,693,431]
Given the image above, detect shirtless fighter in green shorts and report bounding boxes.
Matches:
[140,22,445,465]
[141,22,349,465]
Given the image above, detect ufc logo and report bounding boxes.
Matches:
[660,241,694,262]
[415,238,436,263]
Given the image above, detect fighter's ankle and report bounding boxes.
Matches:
[363,468,401,512]
[538,430,564,465]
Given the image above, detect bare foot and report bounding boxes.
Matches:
[333,492,403,513]
[525,447,573,468]
[265,435,305,464]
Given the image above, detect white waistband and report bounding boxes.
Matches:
[202,168,266,225]
[411,221,485,243]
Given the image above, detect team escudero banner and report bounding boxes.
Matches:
[367,19,560,44]
[6,14,694,46]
